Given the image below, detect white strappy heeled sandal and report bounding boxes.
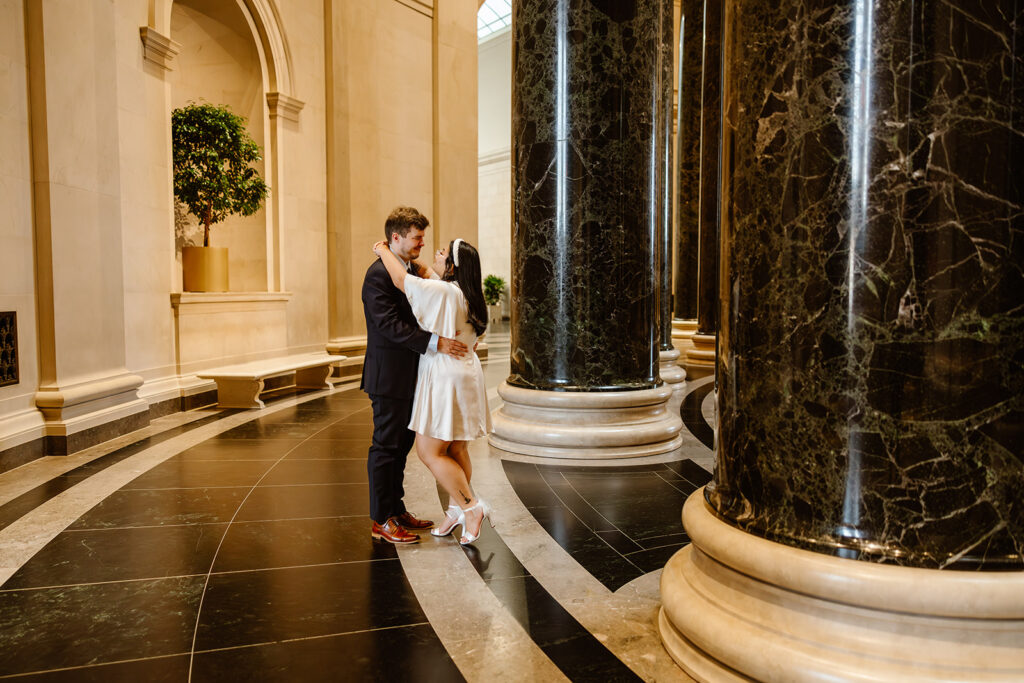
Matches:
[430,504,462,537]
[458,499,493,545]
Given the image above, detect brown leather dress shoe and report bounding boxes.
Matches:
[371,518,419,544]
[395,511,434,531]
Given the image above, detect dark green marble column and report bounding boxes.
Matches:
[673,0,703,321]
[713,0,1024,569]
[683,0,721,374]
[509,0,661,392]
[657,0,675,353]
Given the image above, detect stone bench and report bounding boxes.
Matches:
[196,353,346,409]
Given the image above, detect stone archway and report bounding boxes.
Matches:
[144,0,303,292]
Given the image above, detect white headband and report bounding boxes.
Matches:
[452,238,464,268]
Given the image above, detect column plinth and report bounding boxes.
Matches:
[660,493,1024,682]
[684,333,715,378]
[491,382,682,459]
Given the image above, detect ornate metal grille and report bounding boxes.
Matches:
[0,312,18,387]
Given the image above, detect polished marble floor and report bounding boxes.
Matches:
[0,333,715,681]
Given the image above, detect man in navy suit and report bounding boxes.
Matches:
[361,206,467,543]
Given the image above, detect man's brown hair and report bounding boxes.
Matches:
[384,206,429,242]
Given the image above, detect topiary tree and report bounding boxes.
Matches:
[172,103,268,247]
[483,275,506,306]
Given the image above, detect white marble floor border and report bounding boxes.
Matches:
[396,360,703,682]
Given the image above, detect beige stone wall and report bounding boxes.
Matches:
[0,0,44,451]
[477,153,511,319]
[477,28,511,317]
[276,0,329,353]
[0,0,479,459]
[326,0,434,339]
[433,0,479,251]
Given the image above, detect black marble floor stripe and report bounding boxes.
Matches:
[443,489,642,682]
[0,390,458,679]
[680,381,716,449]
[503,460,702,592]
[0,411,228,532]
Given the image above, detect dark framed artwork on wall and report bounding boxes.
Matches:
[0,312,18,387]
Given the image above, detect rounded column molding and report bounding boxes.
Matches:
[659,347,686,387]
[660,491,1024,682]
[490,382,683,459]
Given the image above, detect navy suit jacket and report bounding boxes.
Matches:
[360,258,431,399]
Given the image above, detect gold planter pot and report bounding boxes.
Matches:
[182,246,229,292]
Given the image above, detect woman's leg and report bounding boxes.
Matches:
[446,440,472,488]
[416,434,475,509]
[445,440,486,541]
[417,436,486,542]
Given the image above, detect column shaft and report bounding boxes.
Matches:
[673,0,703,321]
[693,0,721,339]
[712,0,1024,568]
[658,0,675,353]
[661,3,1024,678]
[682,0,720,376]
[509,0,659,392]
[494,0,682,458]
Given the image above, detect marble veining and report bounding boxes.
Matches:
[712,0,1024,568]
[658,0,676,350]
[509,0,662,391]
[674,0,704,320]
[694,0,722,336]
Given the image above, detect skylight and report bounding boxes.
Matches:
[478,0,512,41]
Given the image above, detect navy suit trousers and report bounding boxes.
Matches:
[367,393,416,524]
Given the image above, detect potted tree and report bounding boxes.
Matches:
[483,274,507,323]
[172,103,268,291]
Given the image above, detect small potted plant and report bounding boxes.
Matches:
[172,103,268,291]
[483,274,507,322]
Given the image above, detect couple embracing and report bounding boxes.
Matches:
[360,206,493,546]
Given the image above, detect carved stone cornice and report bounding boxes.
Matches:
[266,92,304,123]
[139,26,181,71]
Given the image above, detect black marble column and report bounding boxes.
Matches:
[509,0,661,392]
[712,0,1024,569]
[673,0,703,321]
[693,0,721,339]
[658,0,675,351]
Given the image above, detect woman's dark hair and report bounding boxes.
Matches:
[444,240,487,335]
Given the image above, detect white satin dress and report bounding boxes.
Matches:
[405,276,492,441]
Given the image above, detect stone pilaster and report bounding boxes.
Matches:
[27,0,147,454]
[661,1,1024,678]
[491,0,682,458]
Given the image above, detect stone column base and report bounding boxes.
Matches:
[659,348,686,387]
[684,332,715,379]
[489,382,682,459]
[671,318,698,356]
[660,490,1024,682]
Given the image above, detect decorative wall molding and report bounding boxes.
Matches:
[394,0,434,18]
[139,26,181,71]
[266,92,305,122]
[478,149,511,168]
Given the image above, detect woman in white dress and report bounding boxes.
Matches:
[371,237,493,544]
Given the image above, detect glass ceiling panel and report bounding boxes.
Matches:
[478,0,512,41]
